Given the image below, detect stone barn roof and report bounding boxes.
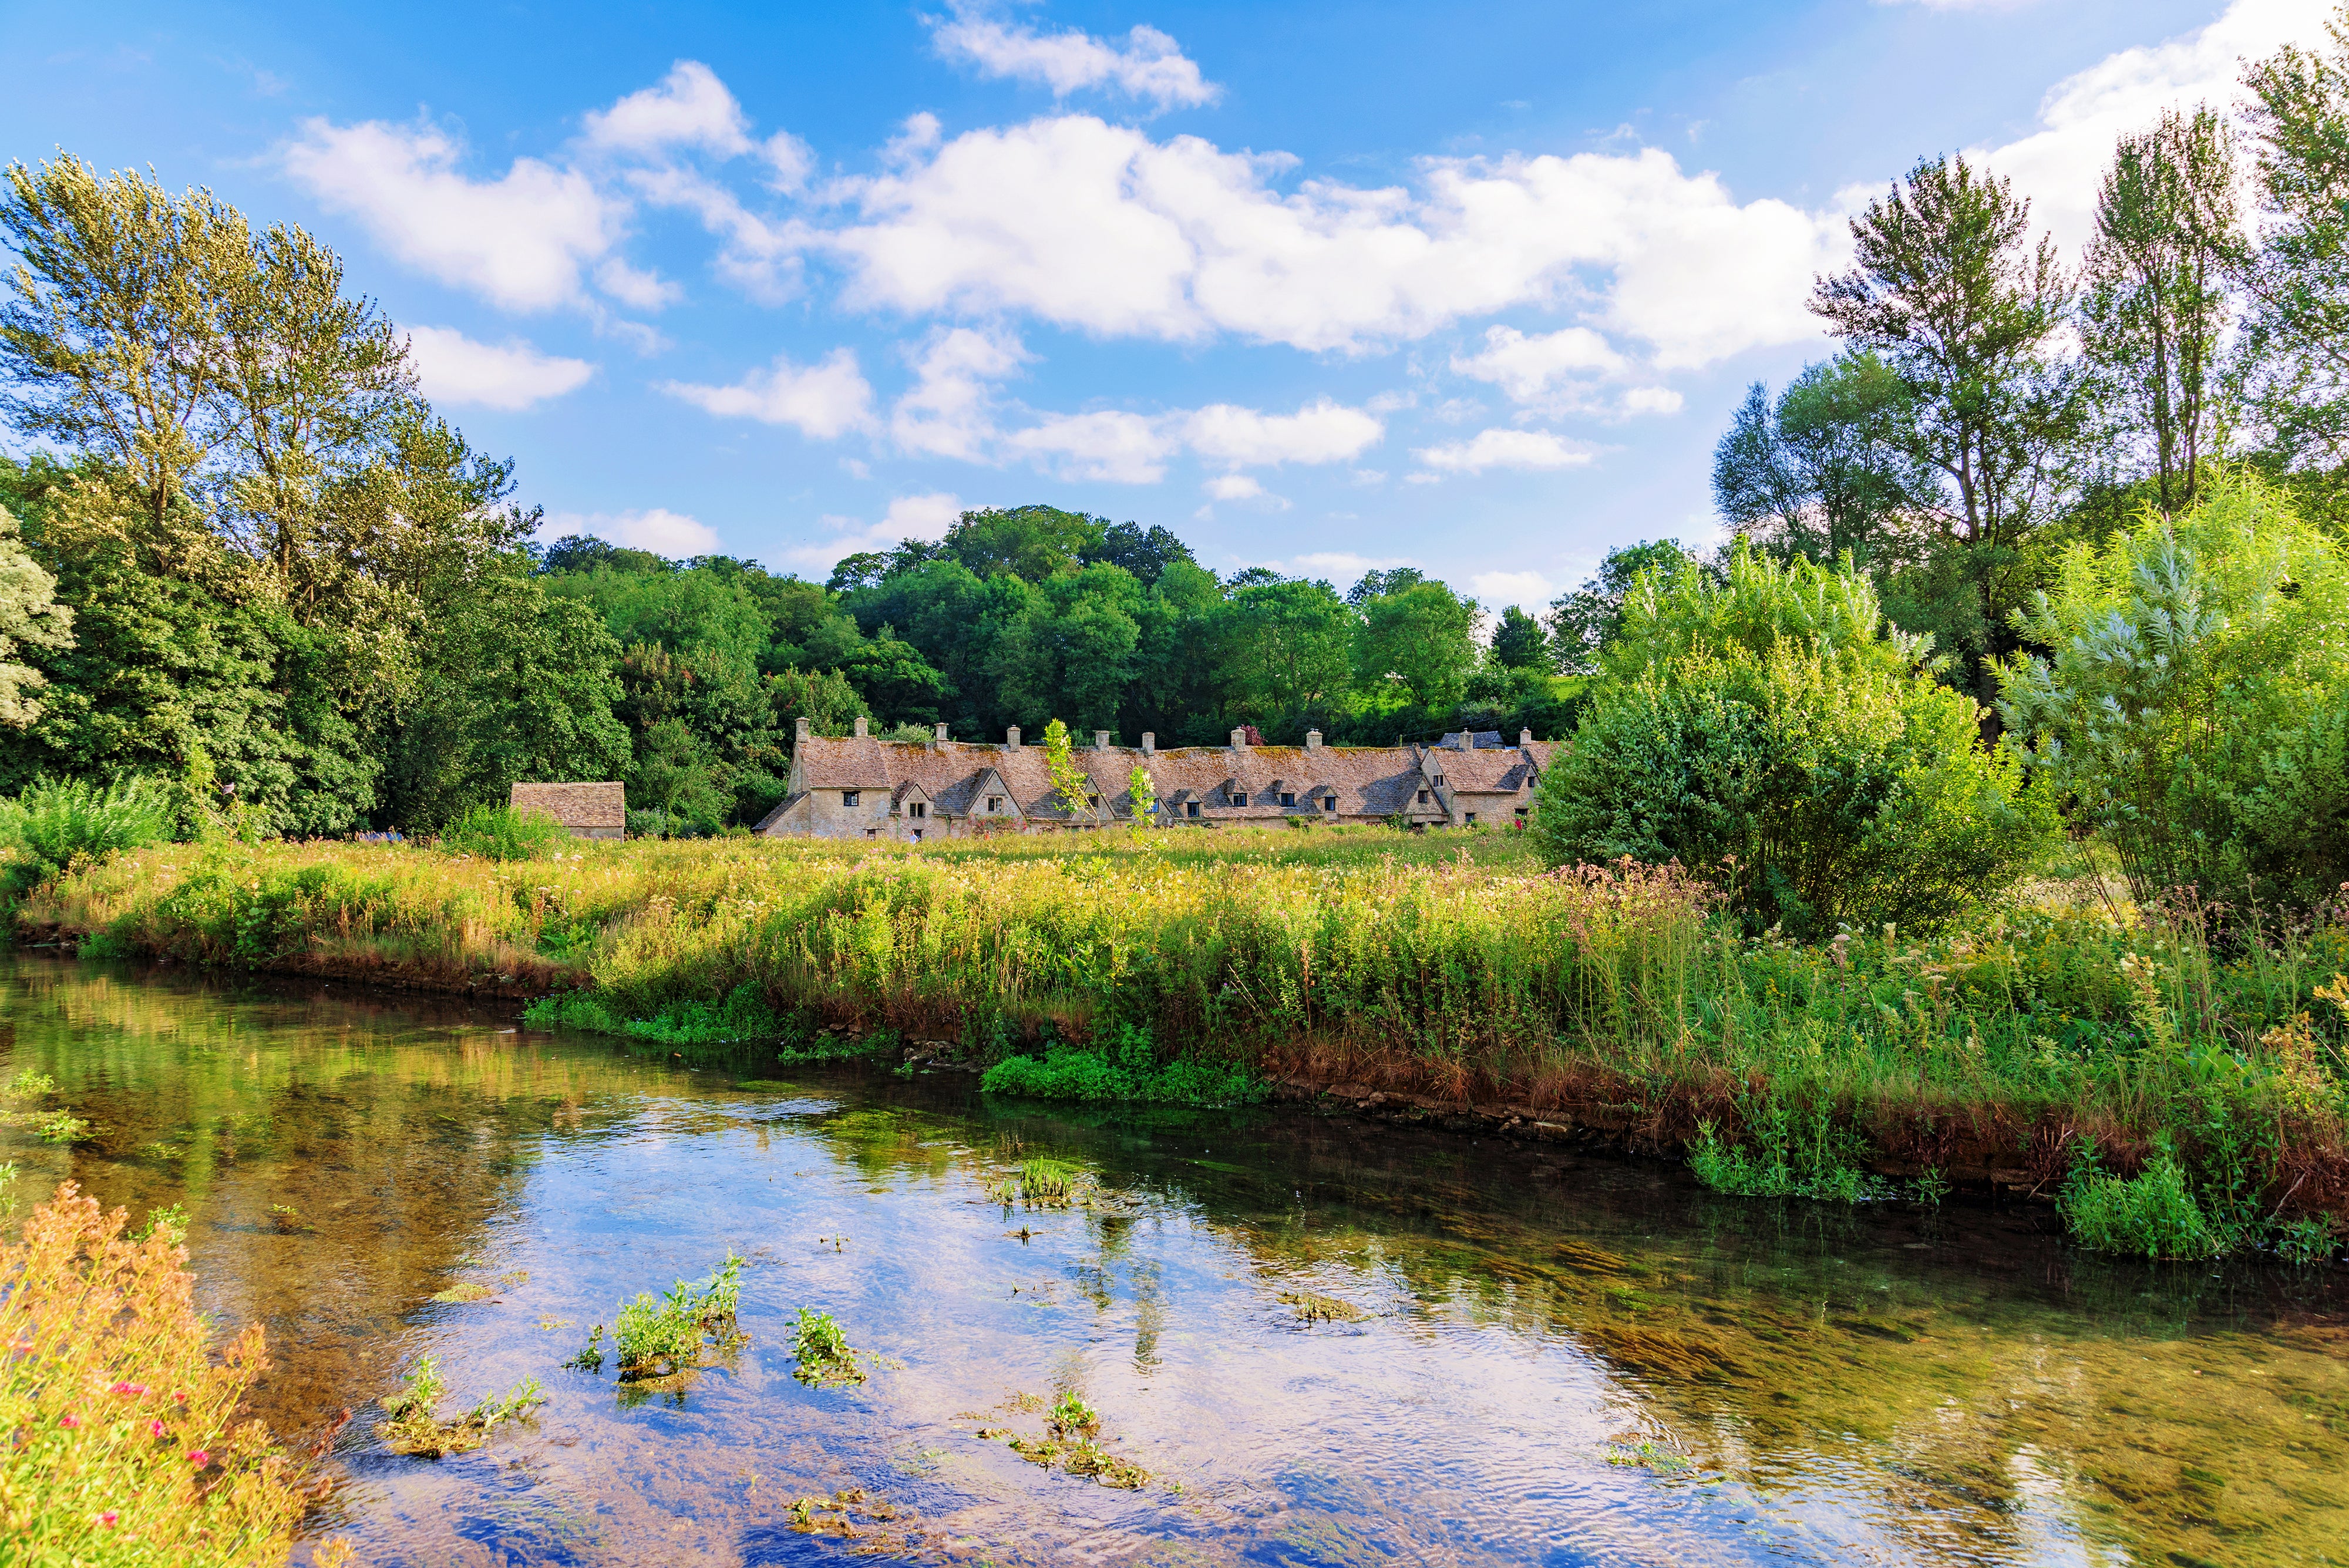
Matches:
[510,781,625,830]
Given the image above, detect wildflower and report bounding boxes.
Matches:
[59,1412,81,1428]
[109,1381,149,1396]
[98,1511,118,1528]
[150,1419,167,1436]
[187,1449,210,1467]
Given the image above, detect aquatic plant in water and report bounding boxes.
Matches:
[2059,1140,2223,1260]
[1279,1290,1369,1323]
[571,1253,746,1386]
[977,1388,1150,1489]
[790,1307,867,1388]
[373,1354,546,1458]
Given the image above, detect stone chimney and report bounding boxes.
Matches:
[1305,730,1322,753]
[1519,728,1534,748]
[853,715,868,738]
[795,716,811,745]
[1005,726,1021,750]
[1141,732,1155,755]
[1230,726,1248,750]
[933,722,949,750]
[1095,730,1110,751]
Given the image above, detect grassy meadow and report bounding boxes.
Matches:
[15,824,2348,1254]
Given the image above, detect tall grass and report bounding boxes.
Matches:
[16,830,2349,1250]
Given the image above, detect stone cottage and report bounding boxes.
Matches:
[755,718,1554,842]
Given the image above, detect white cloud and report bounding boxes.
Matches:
[1471,569,1555,607]
[583,60,753,157]
[776,492,964,573]
[281,119,625,311]
[1183,398,1384,467]
[1203,473,1264,500]
[892,326,1028,459]
[1412,427,1593,475]
[816,116,1843,364]
[1278,551,1416,580]
[1620,385,1684,416]
[594,258,681,311]
[657,347,874,438]
[930,7,1220,111]
[541,507,720,555]
[403,325,595,411]
[1451,324,1625,400]
[1004,409,1174,483]
[1973,0,2333,254]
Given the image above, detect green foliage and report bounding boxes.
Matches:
[0,775,172,903]
[439,803,571,862]
[1713,352,1928,568]
[2001,473,2349,909]
[595,1253,745,1383]
[1534,544,2056,936]
[375,1354,545,1458]
[1040,718,1095,819]
[1351,578,1480,709]
[0,504,71,728]
[2059,1141,2225,1260]
[981,1022,1268,1108]
[1546,540,1700,677]
[1687,1099,1886,1203]
[1488,604,1553,672]
[790,1307,866,1388]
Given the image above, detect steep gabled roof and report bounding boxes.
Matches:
[794,734,896,789]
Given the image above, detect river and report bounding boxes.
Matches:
[1,952,2343,1566]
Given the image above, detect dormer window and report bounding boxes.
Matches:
[1418,790,1430,804]
[1231,792,1248,806]
[1186,802,1200,817]
[1088,795,1100,809]
[1432,773,1446,786]
[842,790,860,807]
[1280,792,1295,807]
[909,802,927,819]
[1321,796,1336,811]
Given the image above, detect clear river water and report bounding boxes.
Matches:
[1,951,2345,1567]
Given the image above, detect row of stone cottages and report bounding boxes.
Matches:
[746,719,1556,842]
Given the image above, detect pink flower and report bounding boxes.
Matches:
[59,1412,80,1429]
[109,1381,149,1397]
[99,1512,119,1528]
[186,1449,210,1468]
[150,1419,167,1437]
[172,1391,187,1404]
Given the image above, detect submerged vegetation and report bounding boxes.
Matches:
[373,1355,544,1458]
[789,1308,868,1389]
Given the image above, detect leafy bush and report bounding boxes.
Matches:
[2059,1142,2224,1259]
[1687,1096,1887,1202]
[0,775,172,902]
[1532,544,2055,936]
[440,802,572,862]
[2001,473,2349,910]
[981,1022,1267,1107]
[0,1182,342,1564]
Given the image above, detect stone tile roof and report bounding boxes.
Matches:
[1431,741,1556,794]
[510,780,625,829]
[794,735,896,789]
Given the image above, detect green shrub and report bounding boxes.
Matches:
[980,1022,1267,1107]
[1532,544,2055,937]
[2059,1142,2224,1259]
[2001,472,2349,910]
[1687,1095,1886,1202]
[0,776,172,902]
[440,803,573,862]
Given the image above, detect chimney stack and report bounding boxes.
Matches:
[1519,728,1534,748]
[1005,726,1021,750]
[1141,732,1155,755]
[1305,730,1322,753]
[795,716,811,745]
[853,715,868,738]
[933,722,949,750]
[1095,730,1110,751]
[1230,726,1248,750]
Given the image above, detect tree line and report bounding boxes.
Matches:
[1560,21,2349,705]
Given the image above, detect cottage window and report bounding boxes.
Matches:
[1231,792,1247,806]
[842,790,860,806]
[987,796,1002,812]
[1280,792,1295,807]
[1465,812,1478,826]
[1432,773,1446,786]
[864,828,878,838]
[1088,795,1100,809]
[912,829,924,842]
[1417,790,1430,804]
[1321,797,1335,811]
[1515,806,1529,819]
[1186,802,1201,817]
[909,802,927,818]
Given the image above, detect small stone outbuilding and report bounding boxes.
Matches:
[509,781,626,840]
[755,719,1553,842]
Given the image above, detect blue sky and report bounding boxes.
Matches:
[0,0,2326,610]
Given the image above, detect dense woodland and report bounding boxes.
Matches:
[11,19,2349,839]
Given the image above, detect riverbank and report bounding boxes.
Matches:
[14,830,2348,1257]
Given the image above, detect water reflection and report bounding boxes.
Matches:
[1,953,2343,1567]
